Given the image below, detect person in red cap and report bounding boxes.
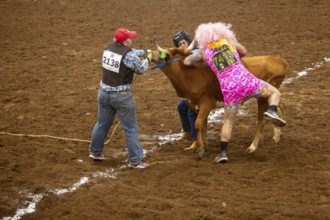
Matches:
[89,28,152,169]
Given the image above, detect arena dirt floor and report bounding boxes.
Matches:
[1,0,329,219]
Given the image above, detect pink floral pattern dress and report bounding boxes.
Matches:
[203,39,267,110]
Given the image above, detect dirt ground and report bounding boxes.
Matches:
[1,0,329,219]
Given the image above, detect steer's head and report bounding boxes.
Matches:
[150,36,196,65]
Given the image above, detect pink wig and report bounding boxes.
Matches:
[195,22,236,47]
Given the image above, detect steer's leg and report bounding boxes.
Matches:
[202,117,208,147]
[272,105,283,143]
[189,100,214,159]
[246,98,268,153]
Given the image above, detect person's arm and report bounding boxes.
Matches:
[236,42,247,58]
[131,48,149,57]
[123,50,149,75]
[183,48,204,66]
[229,39,247,58]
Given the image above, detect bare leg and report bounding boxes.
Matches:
[261,83,286,127]
[215,106,238,163]
[220,107,238,142]
[263,84,281,106]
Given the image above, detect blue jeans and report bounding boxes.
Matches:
[177,100,197,140]
[89,88,144,164]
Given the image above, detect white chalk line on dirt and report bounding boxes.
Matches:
[2,57,329,220]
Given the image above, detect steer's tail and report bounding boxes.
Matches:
[267,56,289,88]
[275,56,289,73]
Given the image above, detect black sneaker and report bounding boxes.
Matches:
[264,110,286,127]
[214,152,228,164]
[89,153,104,161]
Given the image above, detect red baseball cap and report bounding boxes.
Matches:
[114,28,137,43]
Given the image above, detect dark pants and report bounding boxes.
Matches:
[177,100,197,140]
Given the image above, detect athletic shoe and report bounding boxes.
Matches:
[214,152,228,164]
[127,161,150,169]
[89,153,104,161]
[264,110,286,127]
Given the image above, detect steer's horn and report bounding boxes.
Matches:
[184,39,196,55]
[153,36,170,55]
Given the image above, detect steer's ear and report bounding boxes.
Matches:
[169,47,178,55]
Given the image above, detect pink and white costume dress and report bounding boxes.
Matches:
[203,39,268,110]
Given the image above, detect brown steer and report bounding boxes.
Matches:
[151,39,288,159]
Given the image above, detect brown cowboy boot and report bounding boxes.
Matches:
[176,132,192,141]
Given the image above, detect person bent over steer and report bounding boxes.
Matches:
[184,22,286,163]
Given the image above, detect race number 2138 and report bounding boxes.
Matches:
[102,50,123,73]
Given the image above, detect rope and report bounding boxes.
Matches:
[0,121,120,145]
[0,131,91,143]
[150,57,181,70]
[1,75,141,145]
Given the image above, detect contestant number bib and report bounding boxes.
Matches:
[211,43,237,71]
[102,50,122,73]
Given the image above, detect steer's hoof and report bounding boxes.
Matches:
[272,127,281,143]
[195,148,205,160]
[184,141,197,151]
[245,144,257,153]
